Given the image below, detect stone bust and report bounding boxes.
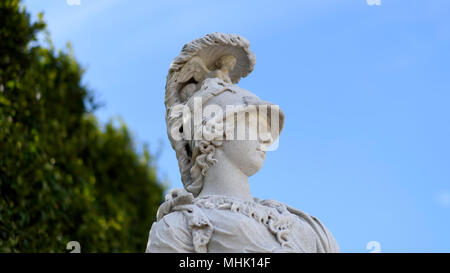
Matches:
[146,33,339,253]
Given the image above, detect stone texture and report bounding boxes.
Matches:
[146,33,339,253]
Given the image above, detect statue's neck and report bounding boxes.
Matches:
[198,149,253,202]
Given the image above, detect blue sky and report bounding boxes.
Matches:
[23,0,450,252]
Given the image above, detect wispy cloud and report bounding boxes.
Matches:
[436,190,450,208]
[25,0,122,44]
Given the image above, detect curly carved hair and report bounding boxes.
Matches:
[188,140,223,196]
[165,33,255,197]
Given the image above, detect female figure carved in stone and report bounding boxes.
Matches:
[146,33,339,253]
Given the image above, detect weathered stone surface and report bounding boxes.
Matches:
[146,33,339,253]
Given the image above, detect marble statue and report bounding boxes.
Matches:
[146,33,339,253]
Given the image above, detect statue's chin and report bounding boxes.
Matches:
[241,159,264,177]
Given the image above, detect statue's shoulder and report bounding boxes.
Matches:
[258,199,340,253]
[146,189,214,253]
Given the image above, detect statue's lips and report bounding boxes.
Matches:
[256,149,266,158]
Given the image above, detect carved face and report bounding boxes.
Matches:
[221,114,272,176]
[218,55,237,71]
[221,139,265,176]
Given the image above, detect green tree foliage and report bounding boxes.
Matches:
[0,0,164,252]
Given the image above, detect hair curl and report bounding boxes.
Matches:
[164,33,255,197]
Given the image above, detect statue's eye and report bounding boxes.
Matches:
[259,132,273,144]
